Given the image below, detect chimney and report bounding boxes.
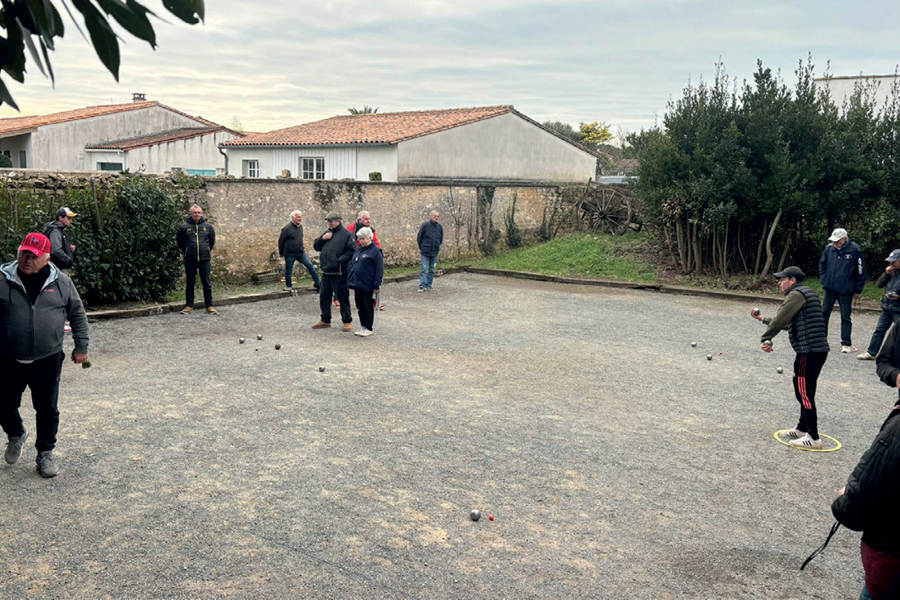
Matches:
[132,93,147,102]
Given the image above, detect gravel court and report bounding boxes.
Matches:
[0,273,889,599]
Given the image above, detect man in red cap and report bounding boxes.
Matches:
[0,233,90,478]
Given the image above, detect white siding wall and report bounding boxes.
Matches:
[356,146,398,181]
[224,148,274,178]
[30,105,206,170]
[398,112,597,182]
[0,133,33,167]
[126,131,238,174]
[271,147,357,179]
[815,76,898,112]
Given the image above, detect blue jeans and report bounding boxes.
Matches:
[866,303,900,355]
[823,290,854,346]
[420,254,438,289]
[285,253,320,287]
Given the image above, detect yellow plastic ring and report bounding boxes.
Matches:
[774,430,842,452]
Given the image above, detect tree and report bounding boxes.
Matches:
[541,120,582,143]
[0,0,205,110]
[0,154,11,168]
[348,106,378,114]
[579,121,613,149]
[229,116,245,133]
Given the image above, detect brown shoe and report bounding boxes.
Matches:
[206,307,218,314]
[342,323,353,332]
[312,321,332,329]
[180,306,194,314]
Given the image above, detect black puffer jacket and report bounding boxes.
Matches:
[312,224,355,276]
[832,406,900,555]
[44,221,73,269]
[176,217,216,262]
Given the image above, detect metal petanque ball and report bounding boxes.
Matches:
[82,359,92,369]
[777,367,784,374]
[764,340,773,347]
[275,344,281,350]
[239,338,245,344]
[752,308,760,317]
[257,334,263,341]
[707,354,713,361]
[691,342,697,347]
[319,365,326,372]
[470,509,481,522]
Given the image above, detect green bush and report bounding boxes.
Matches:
[71,176,184,304]
[0,154,11,168]
[368,172,382,182]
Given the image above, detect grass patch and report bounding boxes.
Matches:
[472,232,657,282]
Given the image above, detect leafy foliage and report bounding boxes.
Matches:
[541,120,582,143]
[504,192,522,248]
[0,0,205,109]
[627,57,897,279]
[0,154,11,168]
[579,121,614,149]
[348,106,378,114]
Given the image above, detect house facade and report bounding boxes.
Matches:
[0,99,242,174]
[220,106,599,183]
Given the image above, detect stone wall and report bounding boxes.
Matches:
[203,179,575,282]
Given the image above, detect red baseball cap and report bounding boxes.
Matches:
[18,233,51,256]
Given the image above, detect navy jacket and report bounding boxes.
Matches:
[417,220,443,257]
[348,243,384,292]
[819,240,866,295]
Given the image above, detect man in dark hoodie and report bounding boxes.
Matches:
[858,249,900,360]
[176,205,217,314]
[44,207,77,270]
[0,233,90,478]
[751,266,830,449]
[311,212,356,332]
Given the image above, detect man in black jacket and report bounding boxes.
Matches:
[44,207,77,270]
[278,210,320,291]
[176,205,217,314]
[832,398,900,599]
[751,266,830,449]
[311,212,355,332]
[417,210,443,292]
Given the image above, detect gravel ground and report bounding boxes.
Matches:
[0,273,889,599]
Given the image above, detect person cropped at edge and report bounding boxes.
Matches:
[832,399,900,600]
[278,210,320,291]
[348,227,383,337]
[417,210,443,292]
[751,266,829,449]
[859,249,900,361]
[311,211,356,332]
[0,233,90,478]
[819,227,866,353]
[176,205,217,314]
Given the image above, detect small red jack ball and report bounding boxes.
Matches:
[489,515,494,521]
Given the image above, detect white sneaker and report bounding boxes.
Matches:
[857,351,876,360]
[354,328,372,337]
[783,428,806,439]
[788,434,823,450]
[841,346,858,354]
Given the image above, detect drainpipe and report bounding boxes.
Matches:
[217,146,228,175]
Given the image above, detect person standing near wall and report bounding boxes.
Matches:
[312,212,355,332]
[278,210,320,292]
[417,210,443,292]
[176,205,217,314]
[45,207,78,333]
[819,228,866,353]
[348,227,383,337]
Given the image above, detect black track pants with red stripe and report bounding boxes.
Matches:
[792,352,828,439]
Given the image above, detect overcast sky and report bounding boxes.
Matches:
[2,0,898,138]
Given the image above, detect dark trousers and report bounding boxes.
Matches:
[823,290,854,346]
[867,305,900,355]
[792,352,827,439]
[320,273,351,324]
[185,260,213,307]
[0,352,65,453]
[354,288,375,330]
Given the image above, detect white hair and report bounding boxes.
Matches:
[290,210,303,218]
[356,227,373,240]
[358,210,370,220]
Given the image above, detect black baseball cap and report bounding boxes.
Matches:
[773,266,806,281]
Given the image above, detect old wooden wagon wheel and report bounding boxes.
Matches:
[581,186,633,235]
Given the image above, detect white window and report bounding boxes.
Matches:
[243,160,260,178]
[98,162,123,171]
[301,157,325,180]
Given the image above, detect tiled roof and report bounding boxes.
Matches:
[0,101,217,135]
[84,127,240,151]
[221,105,516,147]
